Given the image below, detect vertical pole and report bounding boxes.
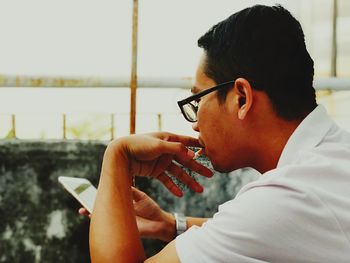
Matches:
[157,113,162,132]
[331,0,338,77]
[328,0,338,117]
[111,113,115,140]
[11,114,16,138]
[63,114,67,139]
[130,0,139,134]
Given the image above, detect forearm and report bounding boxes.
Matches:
[90,143,146,263]
[186,216,208,228]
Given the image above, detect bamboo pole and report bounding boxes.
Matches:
[130,0,139,134]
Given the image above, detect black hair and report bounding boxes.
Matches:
[198,5,317,120]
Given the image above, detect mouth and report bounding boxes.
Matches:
[195,137,206,158]
[198,137,205,148]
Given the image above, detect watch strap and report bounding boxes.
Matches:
[174,213,187,236]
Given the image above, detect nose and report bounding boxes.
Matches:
[192,121,199,132]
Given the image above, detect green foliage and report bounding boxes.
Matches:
[5,129,16,139]
[66,114,112,140]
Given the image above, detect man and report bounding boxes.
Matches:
[88,5,350,262]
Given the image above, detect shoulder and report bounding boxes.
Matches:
[175,181,318,262]
[176,175,350,262]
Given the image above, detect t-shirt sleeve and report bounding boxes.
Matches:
[174,182,332,263]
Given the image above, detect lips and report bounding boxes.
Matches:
[196,137,206,157]
[198,137,205,148]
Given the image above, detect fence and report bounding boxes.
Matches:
[0,0,349,140]
[0,76,350,140]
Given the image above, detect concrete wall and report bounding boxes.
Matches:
[0,140,258,262]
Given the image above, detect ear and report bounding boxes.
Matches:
[234,78,253,120]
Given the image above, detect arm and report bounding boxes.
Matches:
[144,216,208,263]
[147,212,209,242]
[186,217,208,229]
[90,142,145,262]
[80,189,210,242]
[89,133,213,262]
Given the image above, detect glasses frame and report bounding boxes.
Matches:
[177,80,236,123]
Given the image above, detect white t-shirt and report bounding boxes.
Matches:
[176,105,350,263]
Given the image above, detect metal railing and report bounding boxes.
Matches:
[1,0,349,140]
[0,75,349,90]
[3,111,166,140]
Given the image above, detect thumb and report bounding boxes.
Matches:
[132,187,147,202]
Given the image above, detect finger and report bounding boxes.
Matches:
[157,141,212,178]
[78,208,91,218]
[167,162,203,193]
[156,172,183,197]
[161,133,201,147]
[174,154,213,178]
[131,187,147,202]
[78,208,88,215]
[151,154,174,177]
[157,141,195,161]
[135,216,154,237]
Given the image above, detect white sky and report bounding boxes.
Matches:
[0,0,349,138]
[1,0,349,77]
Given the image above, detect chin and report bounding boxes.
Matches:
[209,156,244,173]
[210,160,235,173]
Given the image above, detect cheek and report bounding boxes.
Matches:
[197,97,218,123]
[198,102,224,143]
[198,102,233,152]
[197,102,215,133]
[198,99,226,131]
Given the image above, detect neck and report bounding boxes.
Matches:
[251,118,302,174]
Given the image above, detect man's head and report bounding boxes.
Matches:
[182,5,317,173]
[198,4,317,120]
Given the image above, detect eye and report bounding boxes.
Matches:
[192,100,200,111]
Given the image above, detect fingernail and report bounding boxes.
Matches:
[187,149,195,158]
[174,188,183,197]
[206,172,214,178]
[194,184,203,193]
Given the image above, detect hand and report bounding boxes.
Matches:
[105,132,213,197]
[132,187,175,242]
[89,132,207,261]
[78,207,91,218]
[79,187,176,242]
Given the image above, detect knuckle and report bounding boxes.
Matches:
[176,142,186,152]
[155,139,165,150]
[162,132,172,141]
[183,175,193,184]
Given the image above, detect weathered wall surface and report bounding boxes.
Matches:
[0,140,258,262]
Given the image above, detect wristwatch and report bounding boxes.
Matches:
[174,213,187,236]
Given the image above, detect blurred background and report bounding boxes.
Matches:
[0,0,349,139]
[0,0,349,262]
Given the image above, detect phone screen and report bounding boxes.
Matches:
[58,176,97,213]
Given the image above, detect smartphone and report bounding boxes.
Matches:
[58,176,97,213]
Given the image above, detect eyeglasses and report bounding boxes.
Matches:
[177,80,236,123]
